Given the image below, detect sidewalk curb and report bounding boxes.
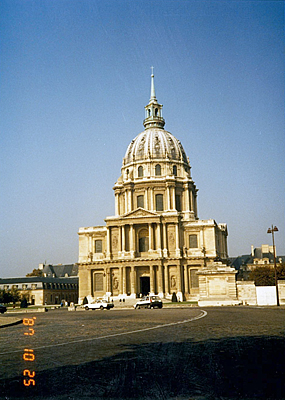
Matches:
[0,317,23,328]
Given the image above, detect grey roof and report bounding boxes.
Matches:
[42,264,78,278]
[0,276,78,284]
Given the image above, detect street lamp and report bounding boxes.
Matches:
[267,225,279,306]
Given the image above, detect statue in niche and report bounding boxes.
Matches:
[170,275,176,289]
[113,277,119,290]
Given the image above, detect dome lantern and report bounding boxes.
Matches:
[143,68,165,129]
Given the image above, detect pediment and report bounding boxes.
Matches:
[123,208,158,218]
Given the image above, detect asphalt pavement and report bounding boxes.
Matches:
[1,306,285,400]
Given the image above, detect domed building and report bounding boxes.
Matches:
[78,73,228,302]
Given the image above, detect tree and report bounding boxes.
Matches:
[26,268,43,277]
[0,290,12,304]
[10,287,20,304]
[249,264,285,286]
[0,288,20,304]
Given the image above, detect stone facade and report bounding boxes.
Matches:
[78,73,228,303]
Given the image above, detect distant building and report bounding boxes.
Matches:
[78,72,229,303]
[0,264,78,305]
[39,263,78,278]
[231,245,285,280]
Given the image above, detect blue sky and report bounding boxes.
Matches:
[0,0,284,277]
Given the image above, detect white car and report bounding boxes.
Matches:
[84,299,114,310]
[134,295,163,309]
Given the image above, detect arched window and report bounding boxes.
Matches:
[155,108,158,116]
[155,194,164,211]
[173,165,177,176]
[138,166,143,177]
[137,195,144,208]
[139,229,149,252]
[155,164,161,176]
[148,109,151,117]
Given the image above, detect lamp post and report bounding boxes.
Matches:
[267,225,279,306]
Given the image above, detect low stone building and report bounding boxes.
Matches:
[0,264,78,305]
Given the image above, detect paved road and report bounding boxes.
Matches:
[1,307,285,399]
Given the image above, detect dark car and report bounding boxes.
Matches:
[134,295,163,309]
[0,304,7,314]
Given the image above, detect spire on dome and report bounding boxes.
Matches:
[150,66,156,100]
[143,68,165,129]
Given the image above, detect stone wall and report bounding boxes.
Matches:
[278,280,285,305]
[236,281,257,305]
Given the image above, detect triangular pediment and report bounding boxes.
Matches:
[123,208,158,218]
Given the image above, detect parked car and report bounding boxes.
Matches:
[0,304,7,314]
[134,295,163,309]
[84,299,114,310]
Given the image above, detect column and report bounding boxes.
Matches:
[122,226,125,254]
[171,187,176,210]
[150,265,155,294]
[103,267,107,293]
[166,186,170,210]
[115,193,119,216]
[184,265,189,294]
[88,235,92,253]
[106,267,111,293]
[150,187,154,211]
[185,184,190,212]
[163,223,168,257]
[157,223,162,256]
[148,223,153,251]
[118,226,122,256]
[128,189,132,212]
[176,264,182,301]
[130,224,135,257]
[164,265,169,294]
[190,190,193,212]
[131,266,136,296]
[123,267,127,295]
[124,190,128,213]
[145,188,149,209]
[106,227,111,259]
[175,223,180,257]
[158,264,164,296]
[120,267,123,294]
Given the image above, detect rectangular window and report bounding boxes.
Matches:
[175,195,181,212]
[94,273,104,291]
[189,234,198,248]
[190,269,199,288]
[95,240,103,253]
[155,194,164,211]
[137,195,144,208]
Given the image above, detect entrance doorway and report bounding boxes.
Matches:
[140,277,150,295]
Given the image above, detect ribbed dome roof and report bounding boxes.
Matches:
[124,128,188,165]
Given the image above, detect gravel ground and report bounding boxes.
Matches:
[1,306,285,400]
